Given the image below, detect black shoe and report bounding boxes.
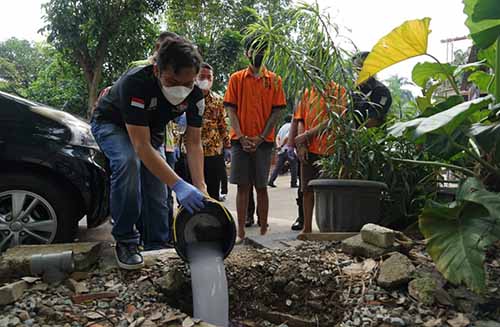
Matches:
[291,218,304,231]
[245,217,254,228]
[114,242,144,270]
[268,182,277,188]
[291,183,298,188]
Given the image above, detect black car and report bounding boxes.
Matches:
[0,91,109,252]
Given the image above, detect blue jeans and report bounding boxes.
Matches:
[91,121,170,250]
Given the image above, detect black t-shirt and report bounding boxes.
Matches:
[352,77,392,120]
[92,65,205,148]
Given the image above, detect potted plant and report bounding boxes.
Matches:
[244,4,439,233]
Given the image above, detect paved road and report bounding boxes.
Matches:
[78,173,318,242]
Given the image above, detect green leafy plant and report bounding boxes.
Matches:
[420,177,500,292]
[318,125,440,227]
[360,0,500,292]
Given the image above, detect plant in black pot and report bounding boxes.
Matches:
[315,122,439,232]
[243,4,439,234]
[313,122,389,232]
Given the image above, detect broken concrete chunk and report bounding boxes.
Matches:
[341,234,388,258]
[377,253,415,289]
[361,224,396,248]
[0,280,28,305]
[66,278,89,294]
[156,267,186,292]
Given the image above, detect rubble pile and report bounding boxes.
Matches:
[0,225,498,327]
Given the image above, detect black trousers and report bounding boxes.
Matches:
[204,154,227,200]
[221,161,228,194]
[296,164,304,222]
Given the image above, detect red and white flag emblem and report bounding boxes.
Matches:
[131,97,145,109]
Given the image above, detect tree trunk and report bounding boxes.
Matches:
[87,81,98,119]
[84,44,106,119]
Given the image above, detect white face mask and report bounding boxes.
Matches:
[196,78,212,91]
[161,85,194,106]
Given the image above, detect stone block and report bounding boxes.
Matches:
[377,253,415,289]
[0,280,28,305]
[341,234,389,258]
[361,224,396,248]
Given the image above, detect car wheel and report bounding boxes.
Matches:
[0,173,78,252]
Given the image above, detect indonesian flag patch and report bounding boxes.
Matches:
[131,97,145,109]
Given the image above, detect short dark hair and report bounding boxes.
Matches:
[157,31,179,44]
[201,62,213,71]
[154,31,181,51]
[244,36,268,53]
[157,38,203,74]
[284,114,293,123]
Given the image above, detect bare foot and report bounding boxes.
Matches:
[297,231,311,241]
[237,228,245,241]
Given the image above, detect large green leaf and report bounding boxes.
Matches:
[468,121,500,162]
[454,60,487,76]
[423,129,469,158]
[412,62,456,88]
[468,70,496,94]
[471,0,500,21]
[464,0,500,49]
[419,177,500,292]
[478,43,497,67]
[420,95,465,118]
[388,118,425,138]
[415,96,493,137]
[457,177,500,214]
[388,96,492,141]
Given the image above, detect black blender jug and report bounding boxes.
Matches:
[173,198,236,262]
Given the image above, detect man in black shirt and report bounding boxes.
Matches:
[91,38,207,270]
[352,51,392,127]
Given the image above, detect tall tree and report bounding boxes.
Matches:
[163,0,291,92]
[0,38,49,95]
[28,44,88,117]
[42,0,165,117]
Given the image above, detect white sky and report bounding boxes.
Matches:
[312,0,472,80]
[0,0,472,83]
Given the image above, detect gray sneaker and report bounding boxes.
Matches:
[114,242,144,270]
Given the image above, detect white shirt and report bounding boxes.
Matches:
[276,122,291,151]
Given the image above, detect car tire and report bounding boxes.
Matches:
[0,173,78,250]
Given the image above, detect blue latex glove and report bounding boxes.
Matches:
[283,144,297,161]
[223,148,231,162]
[172,179,205,214]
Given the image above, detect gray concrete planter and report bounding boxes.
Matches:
[309,179,388,232]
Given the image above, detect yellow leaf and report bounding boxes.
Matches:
[356,17,432,85]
